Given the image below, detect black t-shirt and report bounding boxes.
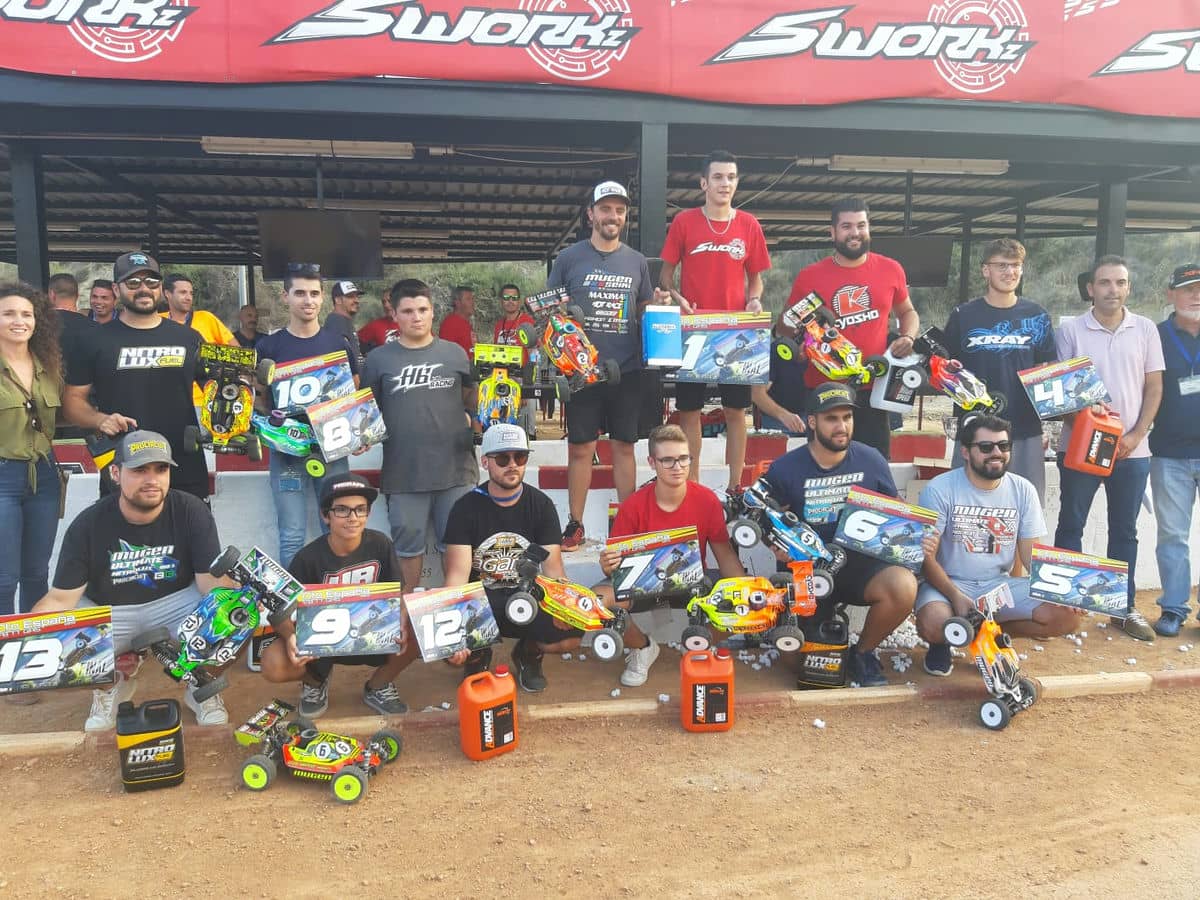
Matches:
[288,530,401,585]
[53,491,221,606]
[767,345,807,418]
[70,317,206,495]
[324,313,364,369]
[58,309,96,385]
[442,484,561,591]
[256,326,360,374]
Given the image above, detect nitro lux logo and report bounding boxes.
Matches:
[117,346,186,369]
[0,0,196,64]
[706,3,1033,95]
[1096,30,1200,76]
[690,239,747,261]
[268,0,638,83]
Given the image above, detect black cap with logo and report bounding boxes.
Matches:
[807,382,857,415]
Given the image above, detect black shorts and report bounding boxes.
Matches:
[488,590,582,645]
[674,382,752,412]
[830,549,901,606]
[307,654,391,681]
[564,369,643,445]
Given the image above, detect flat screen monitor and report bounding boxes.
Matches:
[258,209,383,281]
[869,236,955,287]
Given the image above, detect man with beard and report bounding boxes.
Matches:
[442,424,573,692]
[30,431,230,730]
[777,197,920,456]
[916,415,1078,676]
[327,281,365,367]
[765,383,918,687]
[1148,264,1200,637]
[65,252,207,501]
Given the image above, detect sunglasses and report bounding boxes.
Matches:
[969,440,1012,453]
[23,399,40,433]
[122,276,162,290]
[654,455,692,469]
[488,451,529,466]
[501,294,520,301]
[286,262,321,275]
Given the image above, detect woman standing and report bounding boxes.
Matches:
[0,282,64,619]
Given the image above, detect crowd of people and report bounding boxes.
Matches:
[2,149,1199,733]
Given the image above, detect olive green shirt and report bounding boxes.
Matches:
[0,356,61,487]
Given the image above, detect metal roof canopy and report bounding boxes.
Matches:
[4,72,1200,282]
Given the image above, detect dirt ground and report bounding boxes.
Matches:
[2,689,1198,898]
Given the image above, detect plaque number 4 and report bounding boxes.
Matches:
[0,637,62,683]
[1033,380,1065,407]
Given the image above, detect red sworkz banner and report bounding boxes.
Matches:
[0,1,1198,117]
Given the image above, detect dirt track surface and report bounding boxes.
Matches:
[3,689,1199,898]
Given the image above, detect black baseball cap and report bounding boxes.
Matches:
[807,382,856,415]
[1170,264,1200,289]
[113,252,160,283]
[319,473,378,511]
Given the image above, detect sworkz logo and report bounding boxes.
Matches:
[267,0,638,50]
[0,0,193,28]
[706,5,1033,66]
[1096,30,1200,76]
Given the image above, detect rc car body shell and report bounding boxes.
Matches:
[943,606,1037,730]
[777,292,886,388]
[517,296,618,401]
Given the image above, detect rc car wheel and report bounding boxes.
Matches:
[210,546,241,578]
[246,434,263,463]
[590,629,623,661]
[566,305,584,321]
[516,323,537,349]
[767,624,805,654]
[864,355,888,379]
[129,626,173,653]
[774,337,800,363]
[370,729,404,763]
[331,765,369,804]
[190,674,229,703]
[979,698,1011,731]
[305,457,326,478]
[256,359,276,385]
[987,390,1008,416]
[768,572,793,589]
[241,754,277,791]
[901,367,927,390]
[681,625,711,652]
[730,518,762,549]
[809,568,835,601]
[1018,676,1039,705]
[183,424,202,453]
[943,616,974,648]
[505,592,538,626]
[553,374,572,404]
[603,358,621,386]
[268,409,286,427]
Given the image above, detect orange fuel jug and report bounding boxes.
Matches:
[457,665,518,760]
[1065,408,1122,476]
[681,648,735,732]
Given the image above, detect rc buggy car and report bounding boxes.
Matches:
[727,476,846,599]
[504,544,628,660]
[472,343,529,439]
[251,410,328,478]
[130,547,302,701]
[775,291,886,388]
[236,700,402,804]
[942,602,1038,731]
[516,288,620,403]
[914,327,1006,416]
[184,343,274,460]
[681,572,810,652]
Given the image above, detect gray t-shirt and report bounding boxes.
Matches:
[918,468,1044,583]
[546,240,654,373]
[324,312,363,368]
[361,338,477,494]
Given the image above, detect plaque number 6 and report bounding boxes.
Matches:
[842,509,887,541]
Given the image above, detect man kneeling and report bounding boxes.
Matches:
[917,414,1079,676]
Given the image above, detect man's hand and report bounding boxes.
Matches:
[677,294,696,314]
[652,287,673,305]
[921,533,939,560]
[97,413,137,436]
[1116,430,1143,460]
[888,334,916,357]
[599,546,621,576]
[746,297,763,314]
[285,633,315,669]
[447,648,470,666]
[949,591,976,618]
[776,411,805,435]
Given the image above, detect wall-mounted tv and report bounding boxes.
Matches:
[258,209,383,281]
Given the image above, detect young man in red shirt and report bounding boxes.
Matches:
[779,197,920,456]
[597,424,745,686]
[438,285,476,354]
[661,150,771,494]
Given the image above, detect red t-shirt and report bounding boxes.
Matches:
[439,312,475,354]
[660,207,771,311]
[493,313,534,346]
[357,316,398,353]
[611,480,730,562]
[785,253,909,388]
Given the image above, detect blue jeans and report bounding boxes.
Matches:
[1054,454,1150,611]
[1150,457,1200,619]
[0,458,62,615]
[269,452,349,568]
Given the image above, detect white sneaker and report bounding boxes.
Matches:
[183,688,229,726]
[620,639,660,687]
[84,675,135,732]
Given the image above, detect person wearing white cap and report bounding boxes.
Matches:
[328,280,365,367]
[546,180,671,551]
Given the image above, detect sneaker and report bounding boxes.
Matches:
[463,647,493,680]
[299,678,330,718]
[851,648,888,688]
[511,640,547,693]
[363,681,408,715]
[183,687,229,726]
[84,674,135,732]
[620,639,660,687]
[923,642,953,677]
[1155,612,1185,638]
[561,519,585,552]
[1120,609,1156,642]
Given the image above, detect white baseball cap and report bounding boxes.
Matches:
[480,423,530,457]
[333,280,361,298]
[592,181,631,206]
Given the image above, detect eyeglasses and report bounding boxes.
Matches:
[329,505,370,519]
[122,276,162,289]
[23,399,40,433]
[488,451,529,466]
[654,455,692,469]
[968,440,1012,453]
[985,262,1022,272]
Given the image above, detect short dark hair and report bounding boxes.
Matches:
[960,414,1011,447]
[500,283,520,297]
[392,278,431,304]
[1090,254,1129,282]
[701,149,738,178]
[48,273,78,299]
[163,273,191,293]
[283,263,322,293]
[831,196,870,226]
[451,285,473,305]
[90,279,113,292]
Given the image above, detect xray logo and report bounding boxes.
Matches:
[0,0,196,64]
